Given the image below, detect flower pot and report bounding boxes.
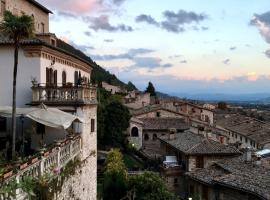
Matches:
[31,157,39,164]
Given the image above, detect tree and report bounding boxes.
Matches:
[145,82,156,97]
[128,171,178,200]
[103,149,128,200]
[103,101,131,146]
[217,101,227,110]
[126,81,137,91]
[0,11,34,159]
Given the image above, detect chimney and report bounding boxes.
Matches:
[255,155,262,166]
[244,148,252,162]
[168,128,177,140]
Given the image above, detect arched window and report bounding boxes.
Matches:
[74,71,79,85]
[131,127,139,137]
[62,71,66,85]
[49,68,54,85]
[144,134,149,141]
[153,134,157,141]
[53,70,57,86]
[46,67,50,85]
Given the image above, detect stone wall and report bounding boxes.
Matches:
[52,105,97,200]
[1,0,49,33]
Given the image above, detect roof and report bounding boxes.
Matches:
[159,131,240,155]
[0,36,94,70]
[187,156,270,200]
[140,118,189,130]
[215,114,270,145]
[130,104,187,117]
[26,0,53,14]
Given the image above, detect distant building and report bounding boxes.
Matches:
[158,131,241,197]
[124,90,151,109]
[102,81,124,94]
[186,154,270,200]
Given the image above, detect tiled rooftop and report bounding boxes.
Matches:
[140,118,189,130]
[159,131,240,155]
[215,114,270,145]
[187,156,270,200]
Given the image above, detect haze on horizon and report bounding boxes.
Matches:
[38,0,270,96]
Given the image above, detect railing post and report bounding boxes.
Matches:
[70,140,74,157]
[39,156,45,177]
[56,146,61,168]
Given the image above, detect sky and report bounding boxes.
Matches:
[37,0,270,95]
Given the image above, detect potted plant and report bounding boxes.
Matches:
[31,77,38,87]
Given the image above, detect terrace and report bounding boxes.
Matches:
[31,83,97,105]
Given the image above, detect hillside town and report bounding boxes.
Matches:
[0,1,270,200]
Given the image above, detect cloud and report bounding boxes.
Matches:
[90,48,155,61]
[135,10,208,33]
[251,11,270,58]
[57,11,77,18]
[180,60,187,64]
[135,14,159,26]
[84,15,133,32]
[201,26,209,31]
[104,39,114,42]
[68,40,94,53]
[223,59,230,65]
[38,0,127,13]
[131,57,172,68]
[84,31,92,37]
[230,46,237,51]
[265,49,270,58]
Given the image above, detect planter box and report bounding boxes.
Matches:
[43,152,50,157]
[3,171,13,179]
[20,162,28,170]
[31,157,39,164]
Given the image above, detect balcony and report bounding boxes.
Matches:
[31,83,97,105]
[160,164,183,176]
[0,136,81,200]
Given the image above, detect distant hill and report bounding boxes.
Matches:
[156,91,170,97]
[57,39,127,88]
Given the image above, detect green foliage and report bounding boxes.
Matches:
[103,149,128,200]
[145,82,156,97]
[128,171,178,200]
[97,90,131,147]
[0,178,18,199]
[103,101,131,146]
[0,11,34,42]
[126,81,137,91]
[20,176,36,199]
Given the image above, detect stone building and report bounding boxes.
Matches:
[0,0,51,33]
[158,131,240,197]
[215,114,270,149]
[186,154,270,200]
[102,81,124,94]
[124,90,151,109]
[0,1,97,199]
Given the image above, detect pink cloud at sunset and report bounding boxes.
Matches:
[38,0,99,13]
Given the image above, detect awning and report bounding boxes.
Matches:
[0,104,83,129]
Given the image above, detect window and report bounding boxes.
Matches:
[245,138,248,143]
[196,156,204,168]
[1,0,6,16]
[189,184,195,195]
[41,23,45,33]
[0,117,6,132]
[62,71,67,85]
[153,134,157,141]
[74,71,79,85]
[53,70,57,86]
[144,134,149,141]
[173,178,178,186]
[156,112,160,117]
[202,185,209,200]
[91,119,95,132]
[131,127,139,137]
